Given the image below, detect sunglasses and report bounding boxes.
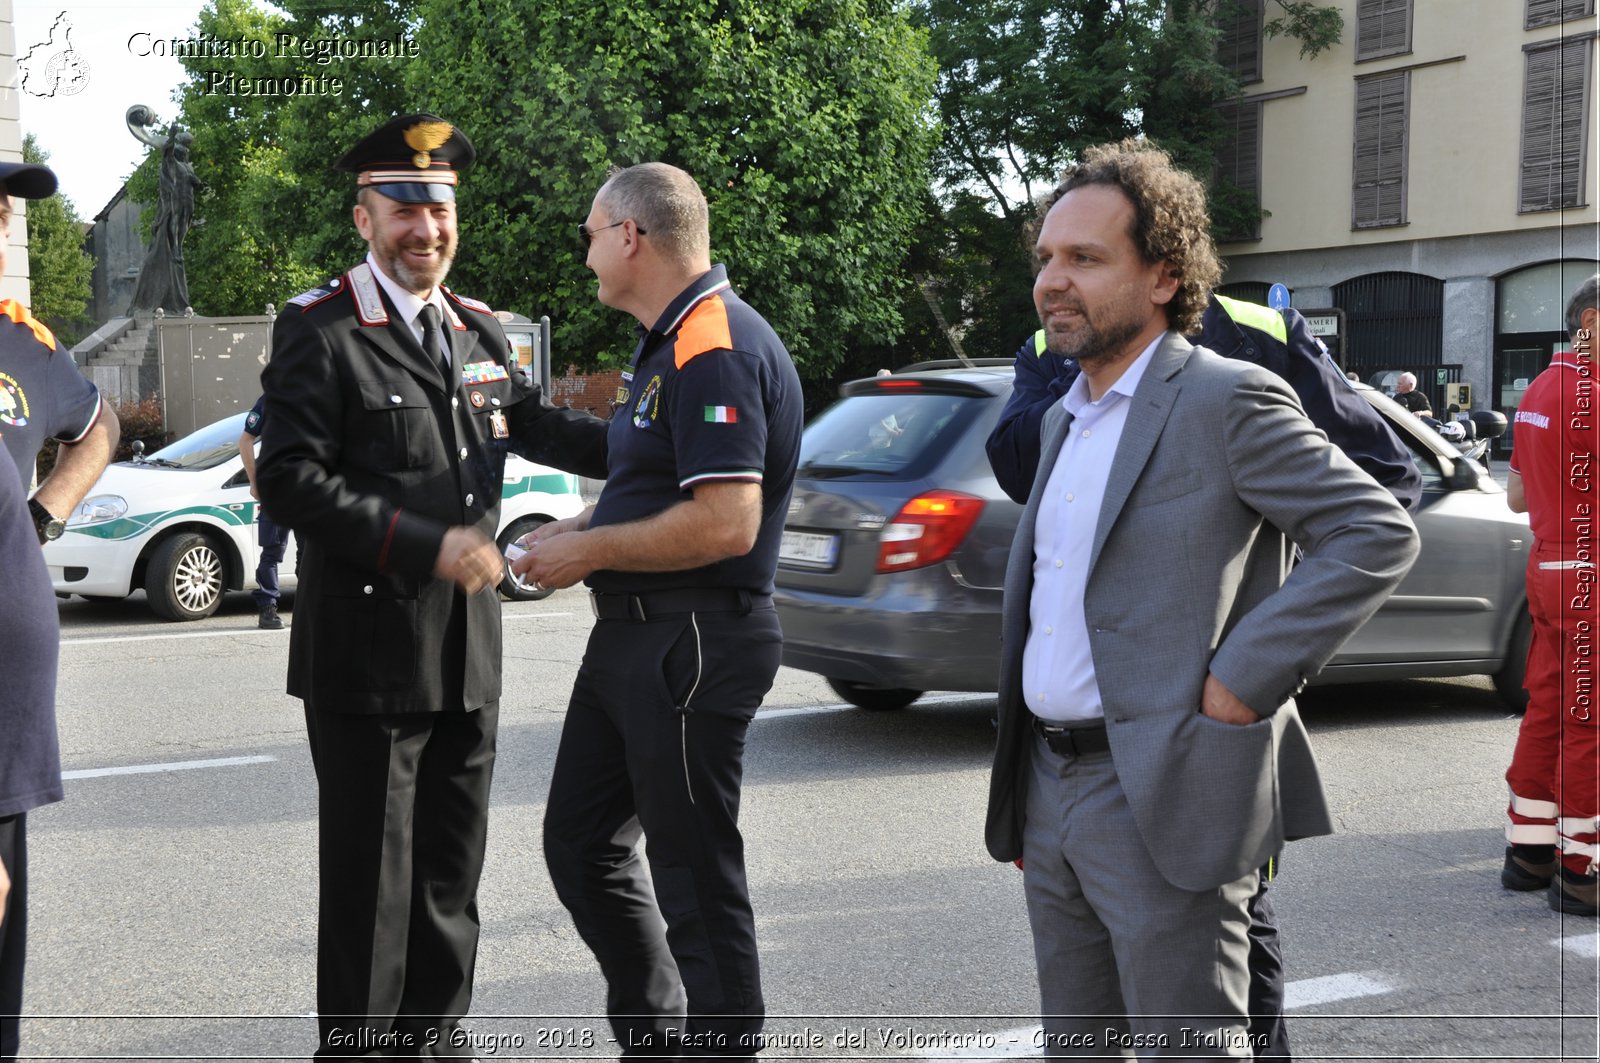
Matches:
[579,219,647,246]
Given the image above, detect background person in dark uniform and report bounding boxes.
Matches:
[516,163,802,1059]
[256,114,608,1058]
[237,396,294,629]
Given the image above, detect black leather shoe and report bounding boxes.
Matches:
[1549,865,1599,916]
[257,603,284,630]
[1503,845,1557,891]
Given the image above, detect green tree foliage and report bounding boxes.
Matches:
[415,0,938,382]
[19,135,93,344]
[153,0,936,386]
[916,0,1341,360]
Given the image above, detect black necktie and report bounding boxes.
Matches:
[419,304,448,373]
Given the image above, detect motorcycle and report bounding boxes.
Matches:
[1426,406,1507,468]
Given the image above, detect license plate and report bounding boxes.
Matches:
[780,529,839,568]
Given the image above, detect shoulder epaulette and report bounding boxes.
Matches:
[443,286,494,315]
[287,278,342,310]
[1214,294,1288,344]
[0,299,57,350]
[674,294,733,369]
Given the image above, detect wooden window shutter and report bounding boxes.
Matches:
[1519,39,1593,211]
[1352,71,1410,228]
[1216,0,1264,82]
[1215,101,1263,240]
[1527,0,1596,30]
[1357,0,1413,60]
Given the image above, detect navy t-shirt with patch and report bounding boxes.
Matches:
[0,449,63,817]
[587,266,802,595]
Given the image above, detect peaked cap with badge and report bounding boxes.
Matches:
[334,112,476,203]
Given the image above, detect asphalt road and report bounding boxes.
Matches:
[16,587,1598,1061]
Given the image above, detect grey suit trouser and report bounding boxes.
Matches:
[1023,735,1259,1059]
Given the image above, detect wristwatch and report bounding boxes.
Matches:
[29,498,65,544]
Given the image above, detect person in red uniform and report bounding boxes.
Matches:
[1503,273,1600,915]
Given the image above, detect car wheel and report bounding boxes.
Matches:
[826,677,922,711]
[496,516,554,602]
[145,532,225,621]
[1493,605,1532,712]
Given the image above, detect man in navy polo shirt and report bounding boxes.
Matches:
[517,162,802,1060]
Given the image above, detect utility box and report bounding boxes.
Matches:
[498,313,552,396]
[1444,382,1472,410]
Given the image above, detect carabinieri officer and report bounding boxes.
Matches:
[256,113,609,1058]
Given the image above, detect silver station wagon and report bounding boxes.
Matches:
[774,364,1531,711]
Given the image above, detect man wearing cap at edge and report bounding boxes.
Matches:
[0,158,118,1063]
[0,160,120,538]
[255,114,609,1058]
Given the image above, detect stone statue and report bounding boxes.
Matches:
[127,105,204,313]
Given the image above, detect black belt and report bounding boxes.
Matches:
[590,588,769,622]
[1032,716,1111,757]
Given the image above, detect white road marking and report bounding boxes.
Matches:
[62,611,574,645]
[1283,971,1394,1008]
[63,629,288,646]
[1557,932,1600,958]
[62,755,276,780]
[916,974,1399,1059]
[759,693,993,720]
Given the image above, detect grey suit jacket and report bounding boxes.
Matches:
[985,333,1419,891]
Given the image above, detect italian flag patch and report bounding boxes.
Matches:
[704,406,738,423]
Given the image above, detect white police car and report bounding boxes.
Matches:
[43,411,586,620]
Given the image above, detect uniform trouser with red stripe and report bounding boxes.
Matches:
[1505,547,1600,875]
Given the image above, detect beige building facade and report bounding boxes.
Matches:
[0,0,33,305]
[1214,0,1599,448]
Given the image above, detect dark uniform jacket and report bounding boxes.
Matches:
[986,294,1422,512]
[257,263,608,714]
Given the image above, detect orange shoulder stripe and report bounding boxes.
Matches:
[0,299,56,350]
[674,295,732,369]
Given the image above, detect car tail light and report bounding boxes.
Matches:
[876,490,985,573]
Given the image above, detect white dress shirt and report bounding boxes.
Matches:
[1023,334,1164,724]
[366,251,446,351]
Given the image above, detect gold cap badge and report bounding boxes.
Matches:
[403,120,454,169]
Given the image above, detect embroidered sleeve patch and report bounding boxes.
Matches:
[704,406,738,423]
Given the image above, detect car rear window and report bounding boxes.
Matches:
[797,391,986,480]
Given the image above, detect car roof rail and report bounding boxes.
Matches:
[892,358,1014,373]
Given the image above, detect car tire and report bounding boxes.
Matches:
[145,532,226,621]
[826,677,922,711]
[1494,605,1532,712]
[496,516,555,602]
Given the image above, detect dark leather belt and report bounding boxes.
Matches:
[1032,716,1111,757]
[590,588,770,622]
